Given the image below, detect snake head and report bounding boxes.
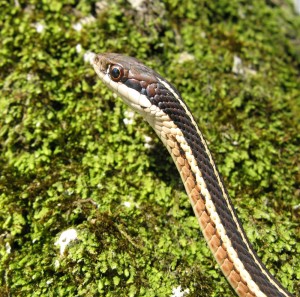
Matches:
[92,53,176,116]
[91,53,186,134]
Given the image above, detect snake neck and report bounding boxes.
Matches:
[142,81,292,297]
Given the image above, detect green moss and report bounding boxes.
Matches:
[0,0,299,296]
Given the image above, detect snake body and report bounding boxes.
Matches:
[92,53,293,297]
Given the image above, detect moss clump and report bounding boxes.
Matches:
[0,0,299,296]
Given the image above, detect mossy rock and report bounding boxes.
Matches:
[0,1,299,296]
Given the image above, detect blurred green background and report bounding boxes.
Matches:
[0,0,299,296]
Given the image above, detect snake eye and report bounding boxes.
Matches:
[110,65,124,82]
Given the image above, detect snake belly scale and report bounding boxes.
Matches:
[92,53,293,297]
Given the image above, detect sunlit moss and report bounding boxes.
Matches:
[0,0,299,296]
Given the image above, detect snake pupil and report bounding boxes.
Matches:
[111,68,120,78]
[110,65,123,81]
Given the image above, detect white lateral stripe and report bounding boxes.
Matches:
[157,78,289,296]
[145,103,265,296]
[174,126,266,297]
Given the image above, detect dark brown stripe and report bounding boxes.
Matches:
[141,81,290,297]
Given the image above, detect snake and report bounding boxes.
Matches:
[91,53,293,297]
